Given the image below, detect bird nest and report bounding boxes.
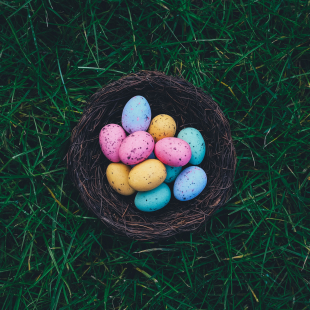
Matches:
[66,70,236,240]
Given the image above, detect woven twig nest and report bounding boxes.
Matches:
[66,71,236,240]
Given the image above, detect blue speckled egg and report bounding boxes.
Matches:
[135,183,171,212]
[177,128,206,165]
[122,96,151,134]
[173,166,207,201]
[164,165,182,183]
[130,152,156,168]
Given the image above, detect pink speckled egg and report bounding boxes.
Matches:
[119,131,154,165]
[99,124,126,162]
[155,137,191,167]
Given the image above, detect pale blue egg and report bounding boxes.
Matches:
[173,166,207,201]
[164,165,182,183]
[130,152,155,168]
[135,183,171,212]
[122,96,151,134]
[177,128,206,165]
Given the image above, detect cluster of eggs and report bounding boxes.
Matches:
[99,96,207,212]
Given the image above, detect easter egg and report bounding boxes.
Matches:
[122,96,151,134]
[164,165,182,183]
[99,124,126,162]
[119,131,154,165]
[130,152,156,168]
[106,163,136,196]
[135,183,171,212]
[155,137,191,167]
[148,114,176,142]
[173,166,207,201]
[177,128,206,165]
[128,159,167,191]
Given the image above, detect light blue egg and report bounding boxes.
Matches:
[130,152,155,168]
[164,165,182,183]
[135,183,171,212]
[173,166,207,201]
[122,96,151,134]
[177,128,206,165]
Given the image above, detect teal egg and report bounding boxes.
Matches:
[164,165,182,183]
[134,183,171,212]
[177,128,206,165]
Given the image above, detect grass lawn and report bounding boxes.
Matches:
[1,0,310,309]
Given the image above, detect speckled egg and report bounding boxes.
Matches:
[135,183,171,212]
[155,137,191,167]
[177,128,206,165]
[122,96,151,134]
[119,131,154,165]
[106,163,136,196]
[128,159,167,191]
[173,166,207,201]
[148,114,176,142]
[164,165,182,183]
[99,124,126,162]
[130,152,156,168]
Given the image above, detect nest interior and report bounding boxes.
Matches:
[66,71,236,240]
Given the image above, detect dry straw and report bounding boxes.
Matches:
[66,71,236,240]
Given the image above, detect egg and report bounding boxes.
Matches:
[148,114,176,142]
[122,96,151,134]
[177,128,206,165]
[130,152,156,168]
[99,124,126,162]
[119,131,154,165]
[106,163,136,196]
[128,159,167,191]
[173,166,207,201]
[135,183,171,212]
[155,137,191,167]
[164,165,182,183]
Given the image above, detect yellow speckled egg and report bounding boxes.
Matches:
[106,163,136,196]
[128,159,167,191]
[148,114,176,142]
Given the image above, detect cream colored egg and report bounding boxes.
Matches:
[128,159,167,191]
[106,163,136,196]
[148,114,176,143]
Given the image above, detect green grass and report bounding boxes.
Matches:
[1,0,310,309]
